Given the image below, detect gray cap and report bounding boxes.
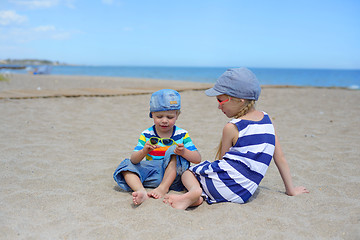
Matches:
[205,67,261,100]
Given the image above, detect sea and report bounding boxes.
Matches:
[2,65,360,89]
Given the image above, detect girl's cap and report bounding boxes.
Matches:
[149,89,181,118]
[205,67,261,100]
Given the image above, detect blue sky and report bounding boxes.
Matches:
[0,0,359,69]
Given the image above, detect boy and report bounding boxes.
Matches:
[113,89,201,205]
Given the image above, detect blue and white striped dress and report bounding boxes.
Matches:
[189,112,276,204]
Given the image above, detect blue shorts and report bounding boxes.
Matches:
[113,145,190,192]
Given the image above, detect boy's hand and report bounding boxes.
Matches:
[143,141,159,153]
[173,143,185,156]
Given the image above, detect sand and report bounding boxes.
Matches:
[0,74,359,239]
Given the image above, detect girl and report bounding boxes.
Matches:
[163,67,309,209]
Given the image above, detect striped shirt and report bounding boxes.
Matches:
[134,125,197,161]
[190,112,275,204]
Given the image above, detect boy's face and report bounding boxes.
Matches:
[152,110,179,135]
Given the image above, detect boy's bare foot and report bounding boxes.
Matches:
[132,190,149,205]
[147,186,168,199]
[163,193,203,210]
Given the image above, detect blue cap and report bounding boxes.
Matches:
[205,67,261,100]
[149,89,181,118]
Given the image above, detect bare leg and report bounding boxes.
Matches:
[163,170,203,210]
[148,155,177,199]
[122,171,149,205]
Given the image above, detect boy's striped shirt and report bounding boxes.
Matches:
[134,125,197,161]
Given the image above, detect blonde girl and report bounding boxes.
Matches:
[164,67,309,209]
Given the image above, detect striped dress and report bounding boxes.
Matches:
[134,125,198,161]
[189,112,275,204]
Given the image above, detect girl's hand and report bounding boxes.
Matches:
[286,186,309,196]
[174,143,185,156]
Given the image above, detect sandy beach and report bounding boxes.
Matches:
[0,74,359,239]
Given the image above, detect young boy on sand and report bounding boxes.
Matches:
[113,89,201,205]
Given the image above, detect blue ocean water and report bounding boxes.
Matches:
[2,65,360,89]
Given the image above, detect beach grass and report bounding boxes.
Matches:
[0,74,9,82]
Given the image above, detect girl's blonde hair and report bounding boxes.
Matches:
[215,97,255,160]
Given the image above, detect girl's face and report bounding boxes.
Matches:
[152,110,179,135]
[216,94,244,118]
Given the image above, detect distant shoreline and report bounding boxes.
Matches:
[1,66,360,89]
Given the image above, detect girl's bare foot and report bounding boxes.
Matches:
[163,191,203,210]
[148,186,168,199]
[132,190,149,205]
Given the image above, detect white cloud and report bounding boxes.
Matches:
[10,0,76,9]
[10,0,60,9]
[51,32,71,40]
[0,25,74,43]
[102,0,114,5]
[32,25,73,40]
[34,25,56,32]
[102,0,122,6]
[0,10,27,26]
[64,0,76,9]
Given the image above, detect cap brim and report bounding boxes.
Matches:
[205,87,223,96]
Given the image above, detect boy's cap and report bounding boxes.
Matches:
[205,67,261,100]
[149,89,181,118]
